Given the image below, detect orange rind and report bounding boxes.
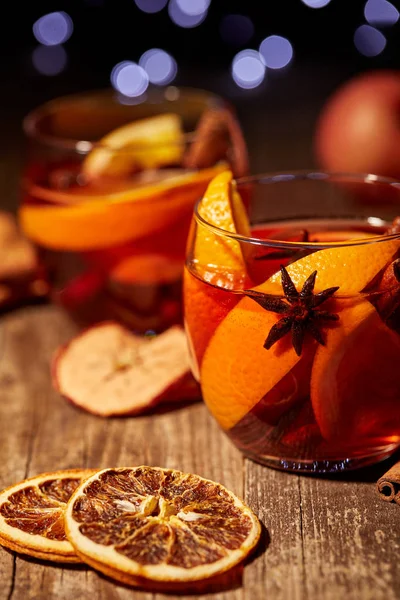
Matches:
[192,170,251,289]
[262,238,400,296]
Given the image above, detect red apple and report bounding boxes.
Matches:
[314,70,400,179]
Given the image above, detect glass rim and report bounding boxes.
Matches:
[193,170,400,249]
[22,85,226,152]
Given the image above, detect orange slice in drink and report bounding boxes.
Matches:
[201,233,400,431]
[184,170,251,370]
[192,170,251,288]
[311,299,400,442]
[200,295,312,430]
[19,163,227,251]
[65,466,261,588]
[82,114,184,178]
[0,469,95,562]
[261,238,400,295]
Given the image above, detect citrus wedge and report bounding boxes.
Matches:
[200,294,314,430]
[65,466,261,587]
[261,238,400,295]
[193,170,251,288]
[184,170,251,371]
[19,163,227,251]
[0,469,95,562]
[311,299,400,441]
[82,114,184,178]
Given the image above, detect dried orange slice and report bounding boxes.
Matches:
[0,469,95,562]
[65,466,261,587]
[311,299,400,441]
[20,163,228,251]
[52,323,195,416]
[82,114,184,178]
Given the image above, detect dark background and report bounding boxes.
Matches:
[1,0,400,210]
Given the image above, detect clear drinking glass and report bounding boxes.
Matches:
[19,87,247,332]
[184,171,400,473]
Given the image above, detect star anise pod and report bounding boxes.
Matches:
[244,266,340,356]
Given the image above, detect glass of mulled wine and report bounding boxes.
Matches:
[184,170,400,473]
[19,87,248,332]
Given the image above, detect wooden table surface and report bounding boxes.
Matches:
[1,68,400,600]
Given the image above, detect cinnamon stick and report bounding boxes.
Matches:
[183,107,249,177]
[377,460,400,503]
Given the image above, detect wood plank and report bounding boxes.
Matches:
[0,305,247,600]
[245,462,305,600]
[300,474,400,600]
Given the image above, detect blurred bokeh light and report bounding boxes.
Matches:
[111,61,149,97]
[32,45,68,76]
[232,49,266,90]
[168,0,208,28]
[301,0,332,8]
[175,0,211,16]
[134,0,168,14]
[139,49,177,85]
[354,24,387,56]
[259,36,294,69]
[364,0,399,27]
[32,12,73,46]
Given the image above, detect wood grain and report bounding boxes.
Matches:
[1,305,400,600]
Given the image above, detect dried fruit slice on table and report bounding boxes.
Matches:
[52,322,199,416]
[82,113,185,178]
[65,466,261,588]
[0,469,95,562]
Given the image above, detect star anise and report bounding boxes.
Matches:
[244,266,340,356]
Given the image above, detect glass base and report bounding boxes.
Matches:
[242,443,400,474]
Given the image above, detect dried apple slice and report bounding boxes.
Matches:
[0,469,95,563]
[52,323,197,416]
[65,466,261,588]
[82,114,184,179]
